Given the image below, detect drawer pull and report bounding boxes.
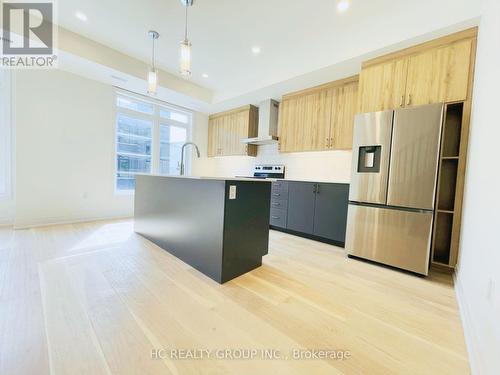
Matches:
[271,216,280,219]
[272,202,280,206]
[272,193,280,196]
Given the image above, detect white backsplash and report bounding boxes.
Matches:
[211,143,353,182]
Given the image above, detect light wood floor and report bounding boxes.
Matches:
[0,219,469,374]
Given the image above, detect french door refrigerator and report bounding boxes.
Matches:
[345,103,444,275]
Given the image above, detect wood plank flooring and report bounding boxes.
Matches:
[0,219,469,374]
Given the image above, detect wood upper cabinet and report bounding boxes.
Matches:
[208,105,258,157]
[357,58,408,113]
[358,30,475,113]
[207,116,220,157]
[277,95,299,153]
[279,90,333,152]
[331,82,359,149]
[405,39,472,106]
[278,77,358,153]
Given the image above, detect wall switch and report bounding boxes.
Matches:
[229,185,237,200]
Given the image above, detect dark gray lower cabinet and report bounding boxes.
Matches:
[312,183,349,243]
[270,208,287,227]
[286,182,316,234]
[270,182,289,228]
[270,180,350,246]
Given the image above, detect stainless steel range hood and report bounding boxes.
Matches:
[241,99,279,145]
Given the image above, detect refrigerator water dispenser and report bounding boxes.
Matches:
[358,146,381,173]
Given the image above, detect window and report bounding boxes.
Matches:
[115,92,192,191]
[159,124,187,175]
[0,70,11,200]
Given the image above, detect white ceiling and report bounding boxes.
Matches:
[57,0,483,104]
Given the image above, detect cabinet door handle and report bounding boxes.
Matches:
[316,184,320,194]
[329,137,333,148]
[325,137,329,148]
[312,184,317,193]
[400,95,404,107]
[406,94,412,106]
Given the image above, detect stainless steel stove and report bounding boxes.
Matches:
[237,164,285,179]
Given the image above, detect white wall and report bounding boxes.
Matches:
[208,145,352,182]
[13,69,209,228]
[0,71,15,225]
[191,111,217,177]
[0,199,15,226]
[456,0,500,373]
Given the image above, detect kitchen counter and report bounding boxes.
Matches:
[278,178,350,184]
[134,175,272,283]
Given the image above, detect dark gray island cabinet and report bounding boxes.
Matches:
[134,175,271,283]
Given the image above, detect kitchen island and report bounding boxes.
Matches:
[134,175,272,283]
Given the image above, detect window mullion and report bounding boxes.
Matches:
[152,107,161,175]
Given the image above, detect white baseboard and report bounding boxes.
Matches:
[0,217,14,226]
[13,214,133,230]
[454,268,482,375]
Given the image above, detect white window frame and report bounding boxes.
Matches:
[114,90,193,194]
[0,70,12,201]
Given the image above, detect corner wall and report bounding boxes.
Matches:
[455,0,500,373]
[13,69,210,228]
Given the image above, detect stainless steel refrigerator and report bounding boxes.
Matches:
[345,103,444,275]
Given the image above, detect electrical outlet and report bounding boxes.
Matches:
[229,185,237,200]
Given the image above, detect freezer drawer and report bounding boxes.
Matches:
[349,110,394,205]
[387,104,444,210]
[345,204,433,275]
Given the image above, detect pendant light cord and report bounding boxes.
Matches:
[184,4,188,41]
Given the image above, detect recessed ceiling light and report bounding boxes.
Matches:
[251,46,261,55]
[337,0,350,13]
[75,11,88,22]
[202,73,209,78]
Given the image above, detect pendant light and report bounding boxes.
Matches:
[179,0,193,76]
[147,30,159,94]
